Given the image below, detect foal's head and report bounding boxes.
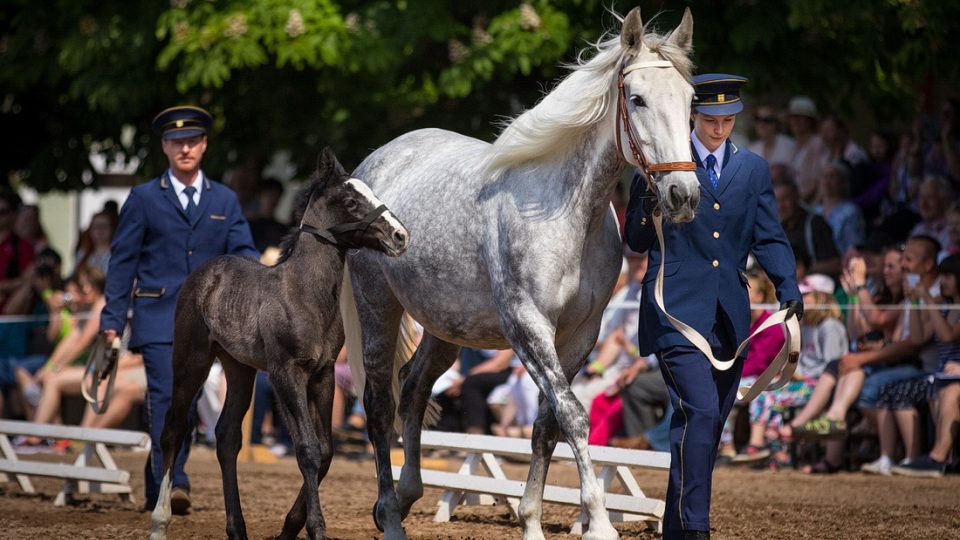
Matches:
[303,147,408,256]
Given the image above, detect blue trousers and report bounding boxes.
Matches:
[658,338,743,538]
[141,342,197,507]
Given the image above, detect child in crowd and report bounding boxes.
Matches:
[734,274,845,466]
[719,271,784,462]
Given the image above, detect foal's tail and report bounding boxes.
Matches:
[340,266,439,434]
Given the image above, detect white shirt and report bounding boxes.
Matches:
[691,130,725,180]
[167,170,203,210]
[749,133,797,168]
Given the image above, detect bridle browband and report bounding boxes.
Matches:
[299,204,389,250]
[615,58,696,194]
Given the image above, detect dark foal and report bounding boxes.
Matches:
[150,148,408,540]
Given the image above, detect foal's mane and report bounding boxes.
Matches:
[485,14,692,175]
[276,170,324,265]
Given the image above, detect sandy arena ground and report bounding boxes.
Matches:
[1,446,959,539]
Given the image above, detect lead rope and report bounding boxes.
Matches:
[651,212,802,401]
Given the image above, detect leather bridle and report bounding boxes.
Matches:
[299,204,389,250]
[615,58,696,193]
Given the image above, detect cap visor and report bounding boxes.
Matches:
[694,102,743,116]
[162,128,206,140]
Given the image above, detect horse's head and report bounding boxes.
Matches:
[618,7,699,223]
[308,147,409,256]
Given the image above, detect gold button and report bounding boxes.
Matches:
[188,250,193,256]
[713,231,720,239]
[713,202,720,210]
[712,260,719,267]
[641,217,647,225]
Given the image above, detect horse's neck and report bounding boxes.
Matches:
[280,237,346,303]
[556,125,625,227]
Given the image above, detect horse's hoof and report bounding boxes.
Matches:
[372,502,384,532]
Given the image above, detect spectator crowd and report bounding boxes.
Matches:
[1,94,958,478]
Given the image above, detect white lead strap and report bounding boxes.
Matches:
[652,212,802,401]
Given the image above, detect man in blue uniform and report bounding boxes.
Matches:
[625,75,802,539]
[100,106,258,514]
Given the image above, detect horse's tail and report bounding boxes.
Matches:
[340,265,440,435]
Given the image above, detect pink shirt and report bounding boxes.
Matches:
[742,310,787,378]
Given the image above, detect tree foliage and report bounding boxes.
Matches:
[1,0,957,192]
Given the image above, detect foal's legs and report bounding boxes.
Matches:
[215,353,257,540]
[277,362,337,540]
[150,332,215,540]
[352,270,407,539]
[396,333,460,518]
[271,361,328,540]
[502,309,617,540]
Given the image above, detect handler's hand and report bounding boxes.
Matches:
[102,329,118,345]
[839,352,866,375]
[781,300,803,321]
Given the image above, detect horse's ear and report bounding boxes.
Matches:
[668,7,694,53]
[317,147,336,180]
[620,7,644,52]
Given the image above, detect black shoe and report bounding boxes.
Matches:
[891,455,946,478]
[171,487,192,515]
[681,530,710,539]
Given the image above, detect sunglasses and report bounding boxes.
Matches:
[754,116,777,124]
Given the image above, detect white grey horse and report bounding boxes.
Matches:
[342,8,697,540]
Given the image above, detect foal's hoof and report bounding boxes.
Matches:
[372,502,384,532]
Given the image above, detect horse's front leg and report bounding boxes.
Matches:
[271,364,326,540]
[396,332,460,518]
[356,292,408,540]
[502,307,618,540]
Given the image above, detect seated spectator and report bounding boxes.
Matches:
[432,348,513,435]
[939,203,960,261]
[12,267,108,451]
[889,254,960,477]
[14,204,49,255]
[774,178,842,277]
[820,114,869,167]
[909,176,954,252]
[749,103,796,171]
[489,362,539,439]
[73,210,116,276]
[783,246,904,455]
[855,129,897,224]
[718,271,785,461]
[815,161,866,255]
[786,96,827,203]
[734,274,845,467]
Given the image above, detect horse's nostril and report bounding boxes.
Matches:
[393,230,407,246]
[669,185,682,208]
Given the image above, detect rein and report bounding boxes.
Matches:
[617,58,800,401]
[299,204,388,250]
[615,59,696,194]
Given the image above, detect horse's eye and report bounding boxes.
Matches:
[630,95,646,108]
[345,198,358,210]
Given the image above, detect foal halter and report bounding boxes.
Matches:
[615,59,696,192]
[299,204,389,250]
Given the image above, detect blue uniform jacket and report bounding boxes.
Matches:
[101,173,259,348]
[624,140,801,356]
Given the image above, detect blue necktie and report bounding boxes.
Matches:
[183,186,197,219]
[706,154,719,190]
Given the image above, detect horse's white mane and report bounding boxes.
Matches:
[485,16,693,176]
